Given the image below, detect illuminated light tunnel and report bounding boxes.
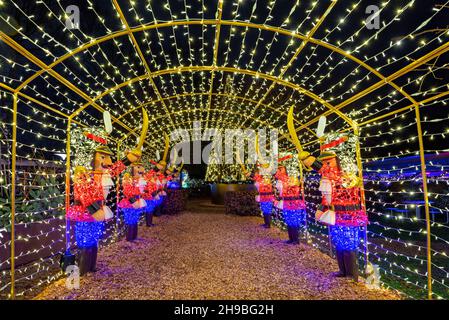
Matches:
[0,0,448,302]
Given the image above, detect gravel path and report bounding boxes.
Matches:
[34,201,399,300]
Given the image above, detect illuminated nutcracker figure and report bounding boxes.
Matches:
[288,107,367,281]
[119,162,147,241]
[164,164,174,189]
[66,110,147,275]
[151,170,167,216]
[274,156,307,245]
[143,169,158,227]
[160,170,171,201]
[252,136,276,228]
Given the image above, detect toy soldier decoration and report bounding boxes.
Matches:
[166,151,183,190]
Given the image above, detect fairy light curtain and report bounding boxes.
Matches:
[0,0,448,299]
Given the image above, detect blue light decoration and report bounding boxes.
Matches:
[122,208,142,225]
[75,221,104,248]
[259,201,273,216]
[157,195,165,207]
[330,226,360,251]
[282,208,307,228]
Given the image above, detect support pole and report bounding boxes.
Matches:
[10,93,18,299]
[414,106,433,300]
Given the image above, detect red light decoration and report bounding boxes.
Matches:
[320,136,348,151]
[108,161,126,177]
[119,176,142,209]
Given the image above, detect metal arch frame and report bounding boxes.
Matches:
[284,88,449,151]
[6,18,448,167]
[0,83,88,128]
[5,18,448,151]
[69,65,356,130]
[6,18,446,123]
[10,93,17,300]
[359,89,449,127]
[291,40,449,136]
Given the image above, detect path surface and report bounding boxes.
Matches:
[35,200,399,300]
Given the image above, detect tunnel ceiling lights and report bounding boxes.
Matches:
[0,0,448,152]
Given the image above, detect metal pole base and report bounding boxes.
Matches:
[78,248,91,276]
